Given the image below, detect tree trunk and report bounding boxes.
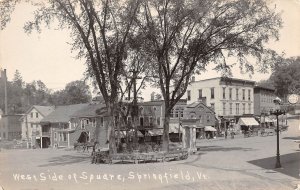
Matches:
[162,112,170,152]
[107,104,117,155]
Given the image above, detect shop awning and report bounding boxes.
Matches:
[263,117,275,123]
[57,129,76,133]
[238,117,259,126]
[204,126,217,132]
[147,129,163,136]
[127,130,144,137]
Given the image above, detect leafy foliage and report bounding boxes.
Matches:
[137,0,282,151]
[267,57,300,98]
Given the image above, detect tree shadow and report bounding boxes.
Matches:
[38,154,90,167]
[197,145,255,152]
[248,152,300,179]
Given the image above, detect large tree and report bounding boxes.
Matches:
[137,0,282,151]
[268,56,300,99]
[1,0,140,153]
[49,80,92,105]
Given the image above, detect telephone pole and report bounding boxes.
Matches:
[129,69,142,147]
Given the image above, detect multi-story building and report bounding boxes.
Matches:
[184,77,255,119]
[180,77,256,131]
[253,85,276,116]
[20,105,55,148]
[40,103,89,148]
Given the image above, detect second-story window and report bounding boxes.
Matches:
[242,89,245,100]
[236,103,240,115]
[31,112,33,118]
[211,88,215,99]
[223,87,226,99]
[170,109,174,118]
[175,108,179,118]
[248,89,251,100]
[187,90,191,101]
[236,88,239,100]
[229,88,232,99]
[207,115,211,123]
[223,102,226,115]
[229,103,232,114]
[243,103,246,114]
[248,103,251,113]
[198,89,202,100]
[36,112,39,118]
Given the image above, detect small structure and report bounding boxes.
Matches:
[181,125,197,153]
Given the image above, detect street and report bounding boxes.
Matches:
[0,118,299,190]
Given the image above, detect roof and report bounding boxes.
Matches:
[238,117,259,126]
[254,85,275,91]
[190,77,255,85]
[186,101,215,113]
[71,103,106,118]
[41,104,89,123]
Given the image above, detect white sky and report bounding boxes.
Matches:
[0,0,300,100]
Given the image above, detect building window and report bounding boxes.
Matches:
[127,116,131,125]
[223,102,226,115]
[236,88,239,100]
[223,87,226,99]
[187,90,191,101]
[170,109,174,118]
[61,132,67,142]
[140,117,144,126]
[54,132,57,140]
[211,88,215,99]
[36,112,38,118]
[242,89,245,100]
[243,103,245,114]
[210,103,215,111]
[180,108,184,118]
[248,89,251,100]
[236,103,240,115]
[207,115,211,123]
[31,113,33,118]
[92,118,96,127]
[156,117,160,125]
[229,88,232,99]
[81,119,89,129]
[175,108,179,118]
[229,103,232,114]
[198,89,202,99]
[248,103,251,113]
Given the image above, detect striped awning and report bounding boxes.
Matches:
[238,117,259,126]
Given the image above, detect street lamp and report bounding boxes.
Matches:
[270,97,285,168]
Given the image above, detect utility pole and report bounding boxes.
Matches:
[129,69,141,148]
[4,69,8,115]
